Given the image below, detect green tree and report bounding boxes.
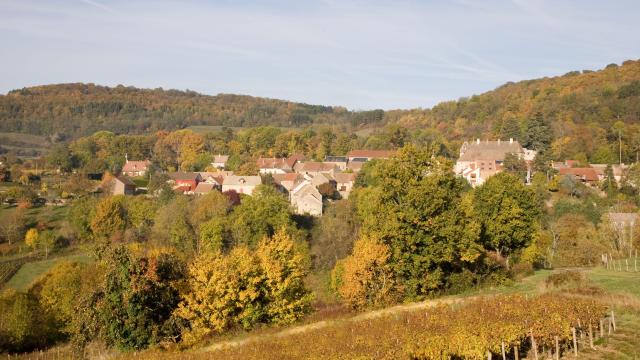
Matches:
[67,197,97,241]
[500,118,521,140]
[524,112,552,152]
[46,144,74,172]
[0,290,60,353]
[502,153,528,182]
[126,196,157,238]
[310,200,360,270]
[354,145,482,299]
[198,217,227,253]
[90,247,185,350]
[473,172,542,267]
[601,163,618,199]
[39,230,56,258]
[229,185,298,247]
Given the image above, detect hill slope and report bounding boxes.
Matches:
[391,59,640,161]
[0,83,384,139]
[1,60,640,162]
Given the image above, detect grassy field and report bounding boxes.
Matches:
[0,132,51,158]
[3,252,91,292]
[588,267,640,297]
[0,204,69,229]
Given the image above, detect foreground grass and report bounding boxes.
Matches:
[3,253,91,291]
[0,204,69,230]
[587,267,640,298]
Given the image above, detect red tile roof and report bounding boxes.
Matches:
[559,167,599,182]
[122,160,151,173]
[256,157,291,169]
[347,150,395,159]
[273,173,301,183]
[299,162,336,172]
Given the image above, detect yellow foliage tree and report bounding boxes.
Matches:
[24,228,39,251]
[175,247,264,345]
[332,234,395,309]
[255,228,312,325]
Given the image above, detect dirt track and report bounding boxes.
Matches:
[198,294,482,353]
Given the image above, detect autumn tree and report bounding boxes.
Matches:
[177,229,312,343]
[24,228,39,252]
[0,207,26,244]
[332,234,395,309]
[90,195,127,240]
[255,228,312,324]
[176,247,265,344]
[35,261,99,335]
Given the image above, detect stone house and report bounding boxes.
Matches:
[291,181,323,216]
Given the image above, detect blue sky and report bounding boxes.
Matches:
[1,0,639,110]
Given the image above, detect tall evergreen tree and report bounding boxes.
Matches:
[524,112,553,152]
[501,118,522,141]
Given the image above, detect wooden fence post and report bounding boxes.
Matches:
[599,318,604,338]
[572,327,578,356]
[611,310,617,332]
[588,323,595,349]
[608,317,612,335]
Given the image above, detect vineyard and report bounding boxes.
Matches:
[188,294,608,360]
[0,258,29,287]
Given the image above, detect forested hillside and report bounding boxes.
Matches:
[392,59,640,162]
[0,83,385,138]
[1,60,640,162]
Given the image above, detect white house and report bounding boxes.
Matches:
[290,181,323,216]
[222,175,262,195]
[455,138,535,187]
[211,155,229,169]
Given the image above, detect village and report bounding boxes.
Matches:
[88,137,635,220]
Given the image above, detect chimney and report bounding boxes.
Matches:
[509,138,513,144]
[476,138,480,144]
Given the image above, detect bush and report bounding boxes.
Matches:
[545,270,585,288]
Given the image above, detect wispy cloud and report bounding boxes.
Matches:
[0,0,639,109]
[78,0,116,14]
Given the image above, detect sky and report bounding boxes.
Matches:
[0,0,639,110]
